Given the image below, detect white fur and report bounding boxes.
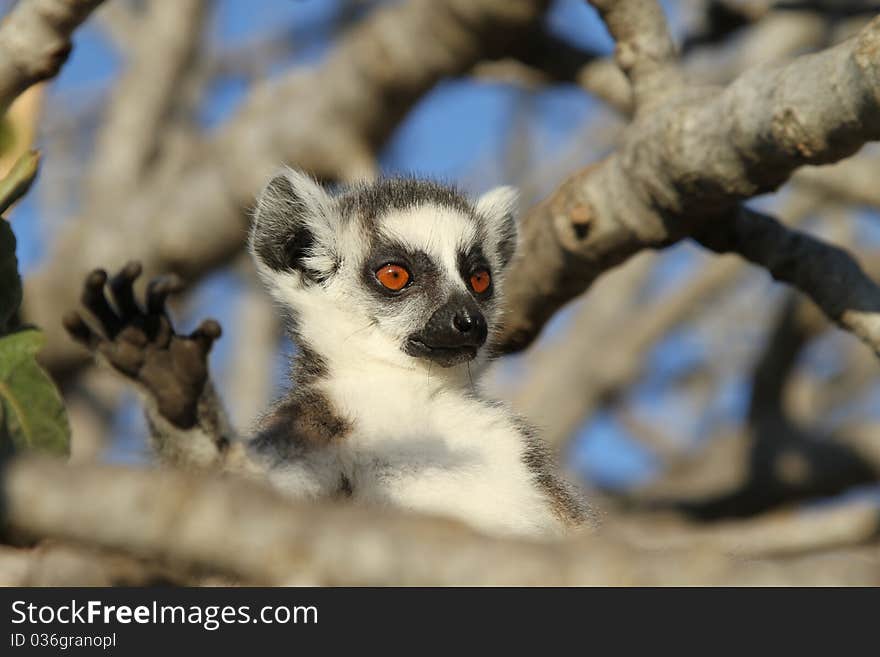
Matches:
[329,370,564,537]
[262,350,567,538]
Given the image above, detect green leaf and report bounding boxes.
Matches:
[0,217,20,332]
[0,149,40,215]
[0,329,70,455]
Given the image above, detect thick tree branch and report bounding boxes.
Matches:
[497,15,880,353]
[0,0,105,112]
[3,456,879,585]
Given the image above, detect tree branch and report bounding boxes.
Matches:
[697,207,880,358]
[0,542,194,586]
[496,15,880,353]
[588,0,681,108]
[0,0,105,112]
[86,0,208,208]
[3,456,879,585]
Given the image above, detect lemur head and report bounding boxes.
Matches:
[250,168,518,370]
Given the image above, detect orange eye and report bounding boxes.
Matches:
[376,264,411,291]
[470,270,491,294]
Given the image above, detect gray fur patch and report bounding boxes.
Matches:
[338,177,477,228]
[251,386,350,465]
[516,418,591,526]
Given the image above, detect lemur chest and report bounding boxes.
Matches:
[317,378,565,537]
[258,375,567,536]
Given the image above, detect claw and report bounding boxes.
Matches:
[110,261,143,319]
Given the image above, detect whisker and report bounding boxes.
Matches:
[341,320,375,343]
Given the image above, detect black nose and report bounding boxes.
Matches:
[452,308,486,340]
[405,296,488,365]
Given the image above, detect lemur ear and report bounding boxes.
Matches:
[475,186,519,268]
[250,168,334,277]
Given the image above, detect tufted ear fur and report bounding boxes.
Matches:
[250,168,336,280]
[475,186,519,269]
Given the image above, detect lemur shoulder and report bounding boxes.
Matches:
[64,169,592,539]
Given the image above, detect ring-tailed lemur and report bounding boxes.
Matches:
[64,169,591,539]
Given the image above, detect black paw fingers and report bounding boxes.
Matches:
[65,262,187,351]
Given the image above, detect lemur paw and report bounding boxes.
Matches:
[63,261,222,429]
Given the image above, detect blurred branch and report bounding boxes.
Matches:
[683,9,827,85]
[616,250,880,518]
[588,0,682,109]
[774,1,880,18]
[659,293,877,519]
[793,152,880,207]
[86,0,208,209]
[3,455,879,585]
[613,497,880,558]
[471,25,634,113]
[516,253,746,449]
[0,0,105,112]
[509,191,815,450]
[62,366,122,463]
[0,542,193,586]
[92,0,139,57]
[697,207,880,358]
[681,0,763,51]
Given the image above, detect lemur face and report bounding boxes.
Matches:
[250,169,518,368]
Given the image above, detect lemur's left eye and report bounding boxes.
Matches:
[470,270,491,294]
[376,264,411,291]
